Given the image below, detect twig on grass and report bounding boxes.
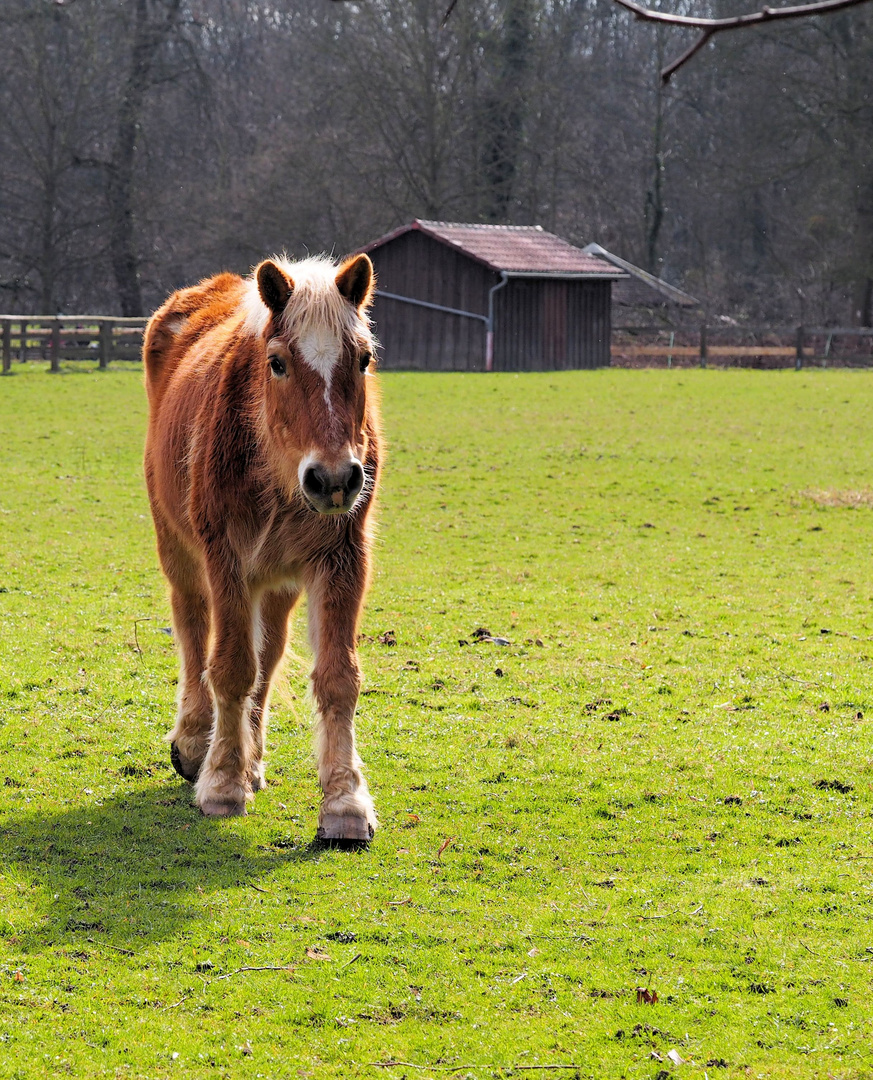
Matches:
[369,1065,584,1073]
[86,937,134,956]
[161,994,192,1011]
[639,903,704,920]
[132,616,153,655]
[212,965,294,982]
[341,952,362,969]
[764,661,827,689]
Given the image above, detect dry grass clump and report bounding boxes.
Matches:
[803,488,873,508]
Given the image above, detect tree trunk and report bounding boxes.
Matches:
[107,0,182,316]
[644,31,667,275]
[481,0,532,222]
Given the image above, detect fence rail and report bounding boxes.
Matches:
[3,315,873,373]
[0,315,146,372]
[611,324,873,369]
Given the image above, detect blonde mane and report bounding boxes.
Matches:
[240,255,372,347]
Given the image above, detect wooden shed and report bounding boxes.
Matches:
[359,220,625,371]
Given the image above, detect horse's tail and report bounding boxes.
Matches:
[143,273,243,410]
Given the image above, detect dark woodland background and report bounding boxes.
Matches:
[0,0,871,325]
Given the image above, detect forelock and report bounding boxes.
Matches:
[240,254,372,348]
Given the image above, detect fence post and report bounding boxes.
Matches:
[795,325,804,370]
[2,320,10,374]
[99,320,111,370]
[19,320,27,363]
[699,324,707,368]
[50,319,61,373]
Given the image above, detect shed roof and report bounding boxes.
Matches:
[361,220,624,278]
[582,243,699,307]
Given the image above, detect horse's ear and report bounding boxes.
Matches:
[336,254,375,309]
[257,260,294,316]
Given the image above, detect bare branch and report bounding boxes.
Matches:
[610,0,873,82]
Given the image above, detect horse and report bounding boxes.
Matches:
[142,252,382,842]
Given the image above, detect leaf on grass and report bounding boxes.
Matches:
[240,1041,253,1057]
[378,630,396,646]
[667,1049,684,1065]
[636,987,658,1004]
[436,837,454,860]
[305,947,331,961]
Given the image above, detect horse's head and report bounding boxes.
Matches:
[248,253,378,515]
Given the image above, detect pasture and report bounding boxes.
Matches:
[1,365,872,1079]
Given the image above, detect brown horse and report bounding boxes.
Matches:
[143,253,381,841]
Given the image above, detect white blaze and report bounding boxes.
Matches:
[298,328,342,386]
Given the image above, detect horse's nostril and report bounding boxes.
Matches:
[346,462,364,498]
[303,464,330,499]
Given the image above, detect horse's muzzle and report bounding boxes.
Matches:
[301,459,365,514]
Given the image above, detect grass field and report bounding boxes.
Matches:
[1,364,873,1079]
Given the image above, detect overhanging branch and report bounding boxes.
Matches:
[610,0,873,82]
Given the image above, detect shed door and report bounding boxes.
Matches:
[542,281,568,369]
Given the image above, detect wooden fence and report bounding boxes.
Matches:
[611,325,873,369]
[0,315,146,373]
[3,315,873,373]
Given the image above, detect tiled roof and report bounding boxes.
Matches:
[361,220,623,277]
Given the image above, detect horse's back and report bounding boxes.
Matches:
[143,272,244,410]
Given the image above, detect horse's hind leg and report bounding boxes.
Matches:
[248,586,300,791]
[167,584,212,781]
[156,526,213,782]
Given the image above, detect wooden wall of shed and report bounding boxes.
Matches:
[493,278,611,370]
[369,230,493,371]
[368,230,612,371]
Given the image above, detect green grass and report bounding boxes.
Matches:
[1,364,873,1079]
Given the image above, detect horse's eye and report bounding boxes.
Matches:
[359,350,372,372]
[269,355,286,377]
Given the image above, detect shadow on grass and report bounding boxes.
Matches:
[0,782,330,954]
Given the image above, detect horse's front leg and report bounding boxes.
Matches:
[196,576,258,817]
[307,565,376,842]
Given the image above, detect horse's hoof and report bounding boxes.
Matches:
[170,741,201,783]
[200,800,247,818]
[316,814,374,843]
[248,763,267,792]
